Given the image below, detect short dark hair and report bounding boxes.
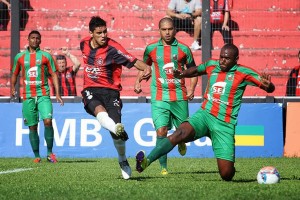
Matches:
[56,55,66,60]
[223,43,239,58]
[89,16,106,32]
[158,17,174,28]
[28,30,41,38]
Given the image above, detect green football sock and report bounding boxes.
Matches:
[44,126,54,156]
[156,136,167,169]
[148,137,175,165]
[29,130,40,158]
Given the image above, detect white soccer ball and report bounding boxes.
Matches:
[257,166,280,184]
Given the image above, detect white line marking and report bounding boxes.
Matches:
[0,168,33,174]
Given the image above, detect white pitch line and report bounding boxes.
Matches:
[0,168,33,174]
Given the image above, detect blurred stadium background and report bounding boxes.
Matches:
[0,0,299,99]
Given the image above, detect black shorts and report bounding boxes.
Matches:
[172,17,194,34]
[81,87,122,123]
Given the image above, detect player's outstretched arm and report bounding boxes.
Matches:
[174,66,200,79]
[260,73,275,93]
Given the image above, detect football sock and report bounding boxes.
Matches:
[44,126,54,155]
[113,139,127,162]
[156,136,167,169]
[29,130,40,158]
[148,137,175,165]
[96,112,116,134]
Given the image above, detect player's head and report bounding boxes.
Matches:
[27,30,41,50]
[219,44,239,72]
[89,16,106,32]
[159,17,176,45]
[56,55,67,72]
[89,16,108,47]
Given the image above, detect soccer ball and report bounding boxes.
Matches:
[257,166,280,184]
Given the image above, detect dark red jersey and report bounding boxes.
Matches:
[51,66,77,96]
[80,37,137,91]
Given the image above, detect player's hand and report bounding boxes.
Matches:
[260,72,271,85]
[11,87,16,97]
[174,69,184,79]
[186,89,195,101]
[260,72,275,93]
[56,95,64,106]
[140,65,151,82]
[134,81,142,94]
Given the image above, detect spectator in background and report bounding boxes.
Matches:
[210,0,233,46]
[51,47,81,96]
[286,50,300,96]
[0,0,10,30]
[0,0,32,31]
[166,0,202,50]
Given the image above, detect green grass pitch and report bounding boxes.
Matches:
[0,157,299,199]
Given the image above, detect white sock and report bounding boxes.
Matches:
[96,112,116,134]
[113,139,127,162]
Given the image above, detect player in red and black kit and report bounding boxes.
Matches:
[80,16,151,180]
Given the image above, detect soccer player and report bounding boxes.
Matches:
[134,17,198,175]
[80,16,151,180]
[136,43,275,181]
[11,30,64,163]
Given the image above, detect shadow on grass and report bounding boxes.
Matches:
[172,170,259,183]
[120,176,164,181]
[281,176,300,181]
[172,170,219,175]
[58,160,99,163]
[232,179,257,183]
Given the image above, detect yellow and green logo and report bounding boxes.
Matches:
[235,126,264,146]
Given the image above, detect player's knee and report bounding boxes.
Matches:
[43,119,52,127]
[219,167,235,181]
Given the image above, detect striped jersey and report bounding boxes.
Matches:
[199,59,265,125]
[51,66,77,96]
[80,36,137,91]
[11,48,58,100]
[144,38,196,101]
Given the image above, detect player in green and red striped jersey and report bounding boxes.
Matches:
[135,17,198,175]
[11,30,64,163]
[136,43,275,181]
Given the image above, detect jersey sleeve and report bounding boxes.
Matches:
[143,46,153,66]
[197,59,214,74]
[43,52,58,75]
[184,48,196,69]
[11,54,22,76]
[242,67,262,87]
[112,42,137,69]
